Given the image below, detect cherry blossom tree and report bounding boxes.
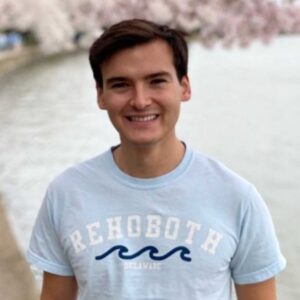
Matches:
[0,0,300,53]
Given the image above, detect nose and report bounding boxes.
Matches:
[130,84,151,110]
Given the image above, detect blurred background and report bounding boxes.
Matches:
[0,0,300,299]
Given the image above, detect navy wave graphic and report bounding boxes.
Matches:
[95,245,191,262]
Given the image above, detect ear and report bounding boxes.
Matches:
[180,75,191,102]
[96,83,106,110]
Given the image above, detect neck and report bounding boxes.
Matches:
[113,139,185,178]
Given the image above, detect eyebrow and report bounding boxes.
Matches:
[105,71,172,85]
[145,72,172,79]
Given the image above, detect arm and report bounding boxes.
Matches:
[40,272,78,300]
[235,277,276,300]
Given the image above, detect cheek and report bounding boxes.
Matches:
[107,111,122,131]
[104,92,131,109]
[101,97,121,111]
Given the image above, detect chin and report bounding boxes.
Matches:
[122,136,161,147]
[129,140,159,147]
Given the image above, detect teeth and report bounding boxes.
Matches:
[129,115,157,122]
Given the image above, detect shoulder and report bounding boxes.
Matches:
[47,150,110,196]
[188,149,264,213]
[191,149,252,191]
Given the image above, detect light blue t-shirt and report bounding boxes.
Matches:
[27,145,286,299]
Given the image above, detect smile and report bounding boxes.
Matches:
[127,114,159,122]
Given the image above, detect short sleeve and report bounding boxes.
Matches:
[26,191,74,276]
[230,186,286,284]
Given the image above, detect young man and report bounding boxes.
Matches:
[27,19,286,300]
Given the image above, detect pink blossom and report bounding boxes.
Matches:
[0,0,299,53]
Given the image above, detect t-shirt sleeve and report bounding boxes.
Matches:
[230,185,286,284]
[26,191,74,276]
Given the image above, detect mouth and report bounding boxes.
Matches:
[126,114,159,122]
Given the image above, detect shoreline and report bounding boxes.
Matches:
[0,195,38,300]
[0,46,43,76]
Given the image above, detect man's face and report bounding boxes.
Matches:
[97,39,191,148]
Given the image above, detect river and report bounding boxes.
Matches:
[0,36,299,299]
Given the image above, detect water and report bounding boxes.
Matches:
[0,36,299,299]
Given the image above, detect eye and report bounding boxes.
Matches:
[151,78,167,85]
[110,82,129,89]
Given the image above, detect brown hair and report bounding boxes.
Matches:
[89,19,188,87]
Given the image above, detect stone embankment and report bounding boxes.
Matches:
[0,47,47,299]
[0,46,41,75]
[0,46,43,299]
[0,196,38,299]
